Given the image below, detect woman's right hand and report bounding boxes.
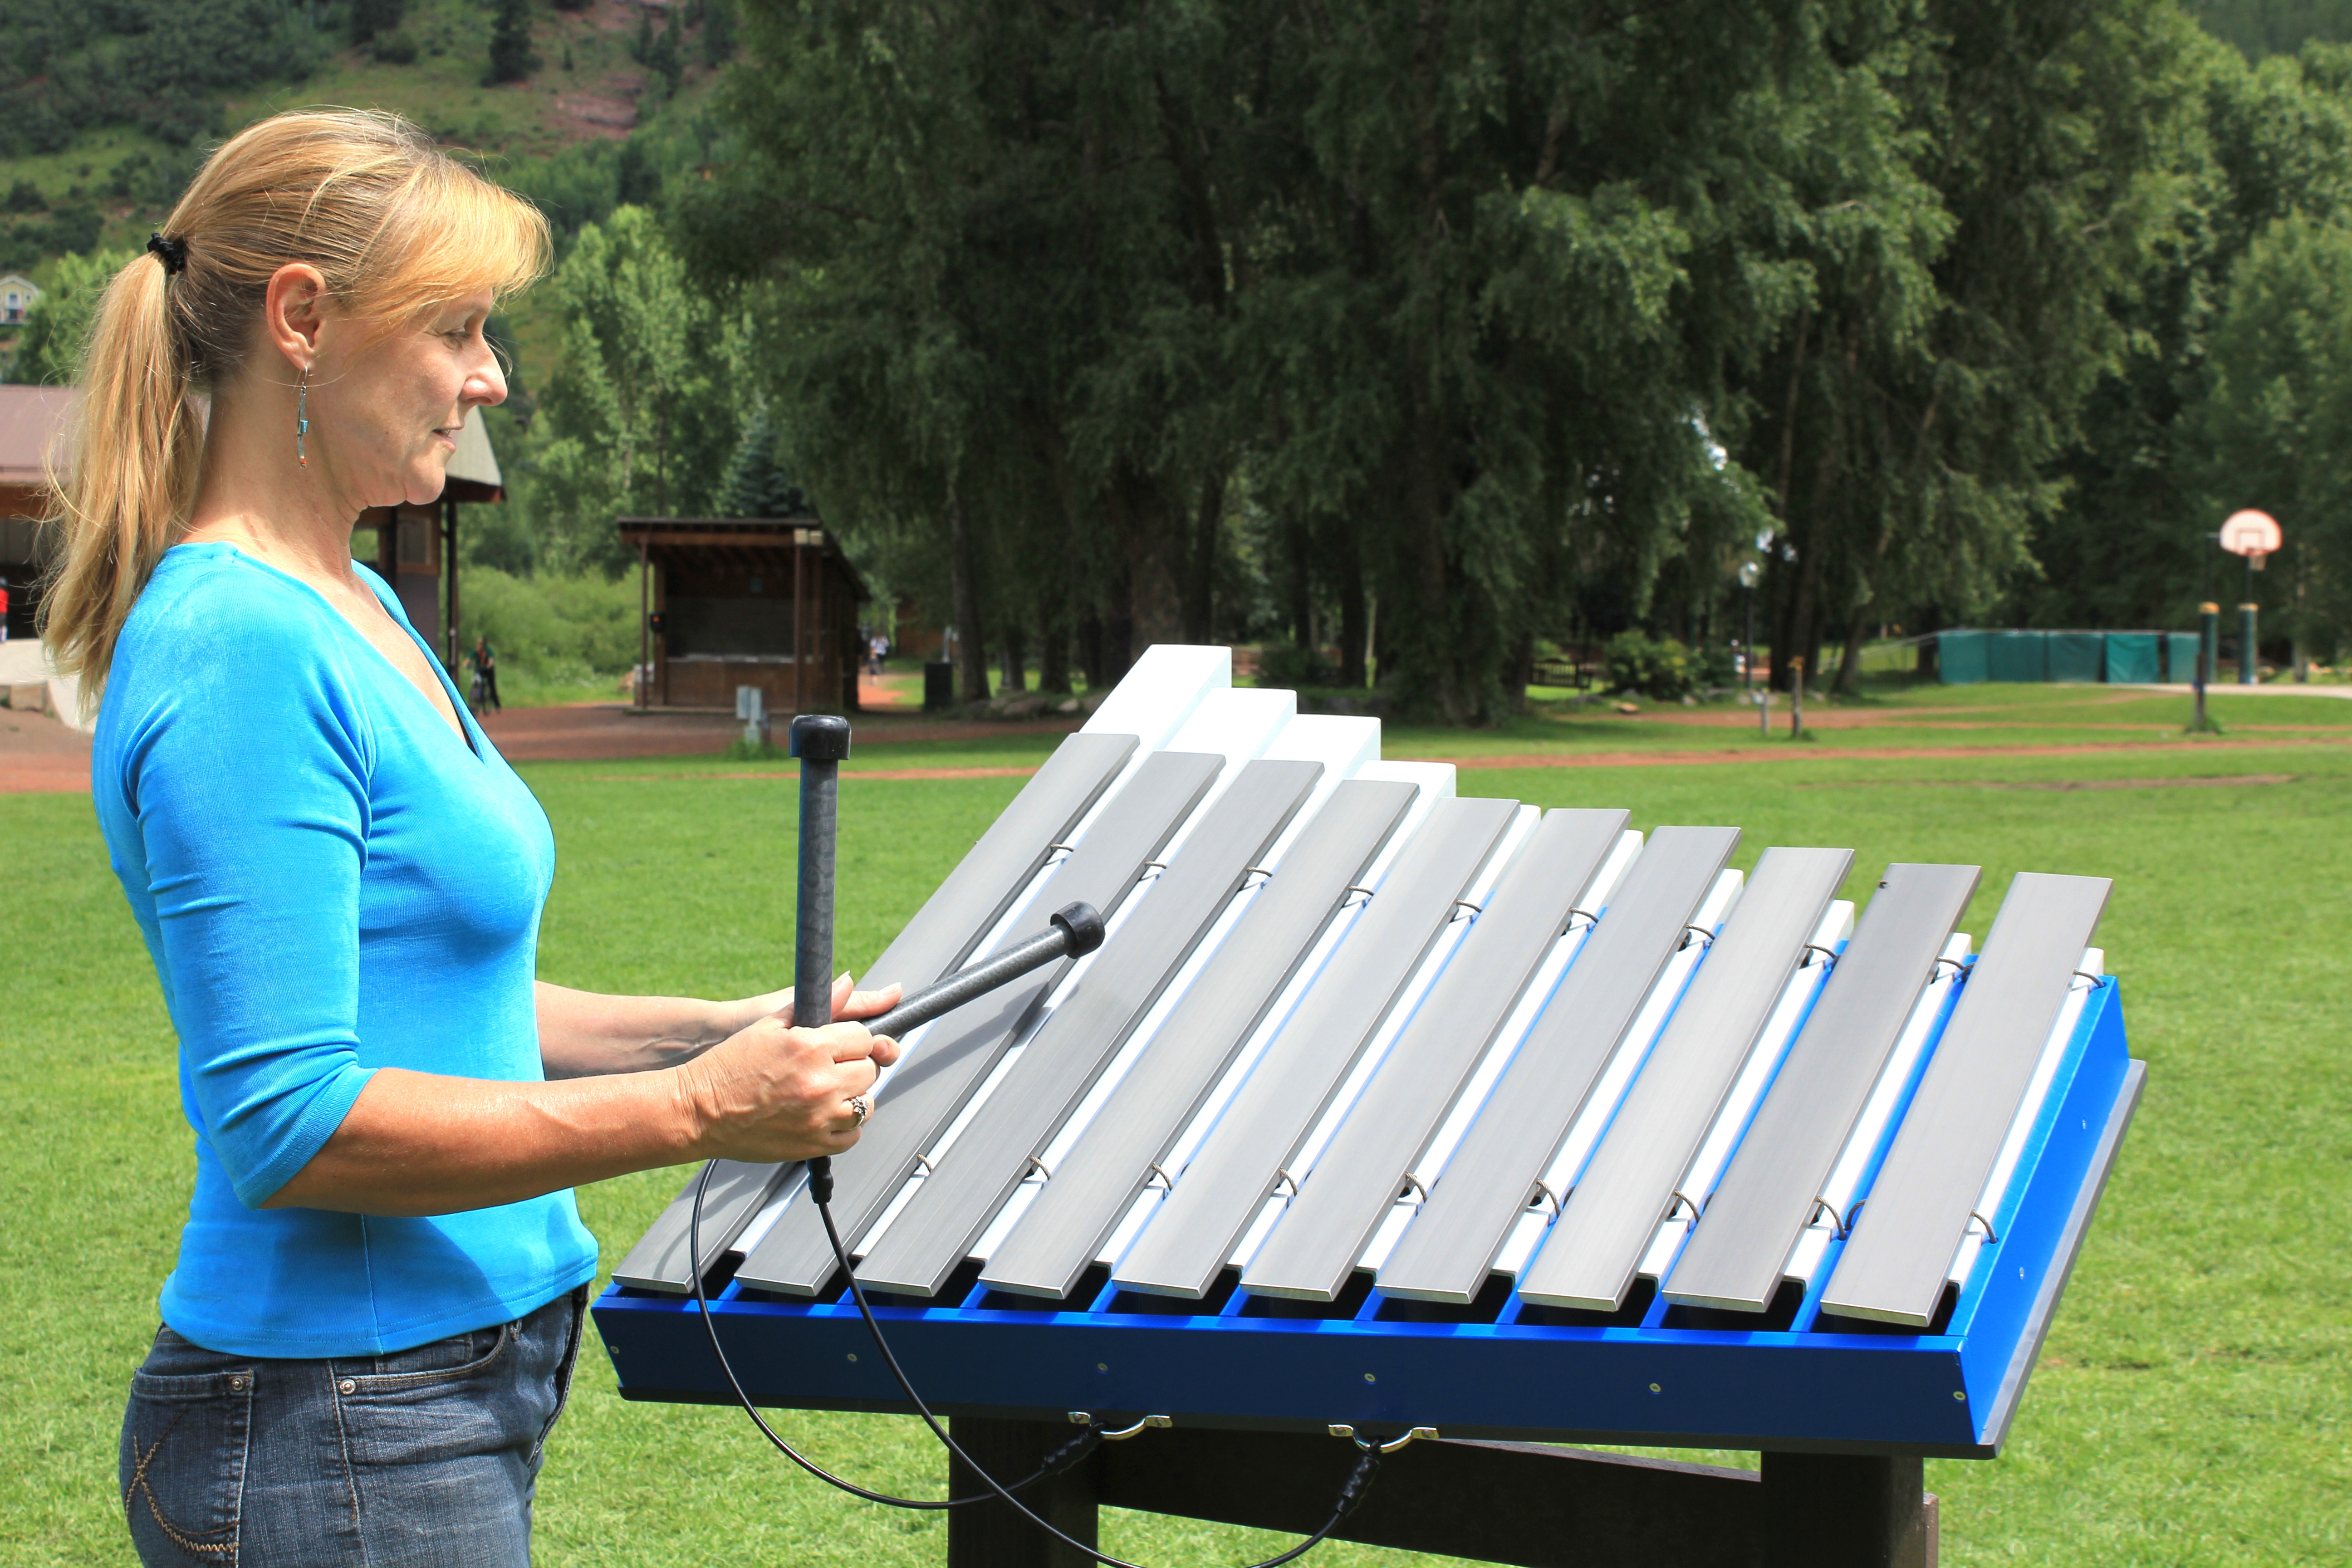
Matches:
[675,1011,902,1164]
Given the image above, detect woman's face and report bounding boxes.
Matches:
[313,291,507,510]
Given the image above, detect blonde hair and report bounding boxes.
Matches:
[39,108,550,695]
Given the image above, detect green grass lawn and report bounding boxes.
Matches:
[4,687,2347,1565]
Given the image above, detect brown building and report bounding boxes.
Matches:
[350,417,506,666]
[620,516,867,713]
[0,386,71,642]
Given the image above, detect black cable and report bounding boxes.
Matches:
[686,1161,1096,1508]
[689,1157,1380,1566]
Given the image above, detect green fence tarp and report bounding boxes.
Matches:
[1939,629,1988,684]
[1986,630,2048,682]
[2104,632,2159,684]
[2166,632,2203,683]
[2047,632,2106,683]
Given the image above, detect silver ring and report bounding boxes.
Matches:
[848,1094,872,1127]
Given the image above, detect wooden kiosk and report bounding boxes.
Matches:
[352,418,505,666]
[619,516,867,714]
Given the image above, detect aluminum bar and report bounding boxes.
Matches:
[607,729,1137,1294]
[734,749,1225,1295]
[1821,871,2110,1327]
[1517,846,1853,1313]
[1663,862,1980,1312]
[1374,826,1740,1304]
[979,778,1418,1299]
[1240,808,1632,1303]
[854,759,1325,1297]
[1111,795,1519,1300]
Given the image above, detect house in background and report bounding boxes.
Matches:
[0,274,39,326]
[350,416,505,666]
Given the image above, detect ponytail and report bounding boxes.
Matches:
[38,250,206,700]
[35,108,549,708]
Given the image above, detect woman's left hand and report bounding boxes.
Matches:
[713,972,902,1038]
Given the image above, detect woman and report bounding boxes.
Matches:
[43,110,900,1566]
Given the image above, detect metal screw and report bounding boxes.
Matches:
[1363,1372,1377,1383]
[847,1353,858,1363]
[1097,1362,1109,1372]
[1648,1382,1661,1394]
[1952,1391,1966,1401]
[338,1379,356,1395]
[229,1376,245,1390]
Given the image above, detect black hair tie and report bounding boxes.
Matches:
[147,232,188,276]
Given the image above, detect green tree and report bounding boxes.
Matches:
[519,206,748,574]
[487,0,535,84]
[3,247,134,385]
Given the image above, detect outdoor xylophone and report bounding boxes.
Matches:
[594,645,2143,1568]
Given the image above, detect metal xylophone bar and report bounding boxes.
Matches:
[1821,872,2111,1327]
[1240,808,1632,1303]
[730,748,1225,1296]
[1665,862,1981,1314]
[853,757,1326,1298]
[977,777,1421,1301]
[1110,794,1522,1300]
[1375,825,1740,1304]
[608,729,1139,1294]
[1516,846,1854,1313]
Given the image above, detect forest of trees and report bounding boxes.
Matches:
[15,0,2352,718]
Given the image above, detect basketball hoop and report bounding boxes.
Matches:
[2220,509,2280,568]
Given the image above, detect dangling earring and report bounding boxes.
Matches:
[295,364,312,469]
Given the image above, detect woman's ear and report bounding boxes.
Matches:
[263,263,332,372]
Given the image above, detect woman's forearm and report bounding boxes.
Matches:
[265,1010,897,1217]
[263,1065,705,1215]
[534,980,746,1078]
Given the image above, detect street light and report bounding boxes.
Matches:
[1738,559,1764,735]
[2219,510,2280,687]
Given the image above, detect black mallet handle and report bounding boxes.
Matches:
[865,902,1106,1040]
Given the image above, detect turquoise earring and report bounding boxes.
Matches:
[295,364,312,468]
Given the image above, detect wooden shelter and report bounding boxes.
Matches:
[0,386,71,642]
[351,418,505,666]
[618,516,867,713]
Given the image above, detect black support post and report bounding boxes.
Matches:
[942,1420,1936,1568]
[947,1418,1101,1568]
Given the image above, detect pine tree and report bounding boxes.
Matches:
[486,0,534,84]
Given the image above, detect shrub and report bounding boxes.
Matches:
[1254,641,1340,689]
[1602,631,1696,700]
[457,567,639,685]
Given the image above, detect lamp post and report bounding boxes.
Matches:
[2219,510,2281,689]
[1738,560,1759,700]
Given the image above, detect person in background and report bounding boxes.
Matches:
[42,109,901,1568]
[473,633,501,712]
[868,631,887,677]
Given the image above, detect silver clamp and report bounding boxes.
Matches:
[1528,1180,1563,1219]
[1664,1191,1702,1225]
[2071,969,2104,990]
[1931,956,1967,980]
[1144,1163,1176,1192]
[1243,865,1276,887]
[1564,907,1600,933]
[1450,898,1485,922]
[1272,1169,1300,1201]
[1397,1173,1430,1207]
[912,1153,935,1178]
[1342,885,1377,907]
[1328,1424,1440,1453]
[1679,923,1716,951]
[1808,1196,1852,1239]
[1024,1155,1054,1182]
[1068,1412,1174,1441]
[1965,1209,1999,1244]
[1801,943,1838,970]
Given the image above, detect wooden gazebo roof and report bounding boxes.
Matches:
[616,517,870,599]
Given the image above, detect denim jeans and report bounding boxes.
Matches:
[118,1286,587,1567]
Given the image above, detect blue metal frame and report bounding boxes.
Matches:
[594,982,2136,1459]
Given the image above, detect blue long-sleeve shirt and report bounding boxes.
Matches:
[93,542,597,1357]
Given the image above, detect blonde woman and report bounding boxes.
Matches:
[44,110,899,1566]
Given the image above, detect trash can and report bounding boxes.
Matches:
[923,661,956,712]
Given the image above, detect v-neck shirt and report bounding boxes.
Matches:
[93,542,597,1357]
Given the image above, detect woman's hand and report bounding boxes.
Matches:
[672,1007,902,1165]
[535,972,903,1079]
[710,971,904,1039]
